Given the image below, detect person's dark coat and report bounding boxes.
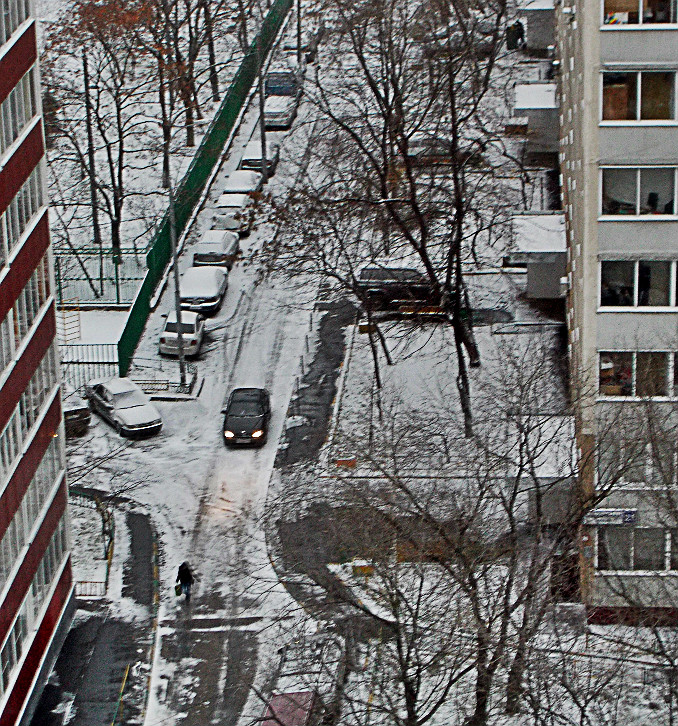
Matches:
[177,562,194,585]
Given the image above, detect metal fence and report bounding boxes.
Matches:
[60,343,119,390]
[55,250,147,307]
[117,0,293,375]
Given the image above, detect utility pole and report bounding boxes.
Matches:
[257,37,269,185]
[296,0,303,68]
[168,181,187,387]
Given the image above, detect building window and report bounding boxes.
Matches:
[600,260,673,307]
[0,516,68,699]
[0,165,43,261]
[602,72,675,121]
[0,343,58,485]
[602,167,676,215]
[0,68,37,159]
[599,351,674,397]
[597,527,632,569]
[0,1,30,45]
[636,352,669,395]
[604,0,677,23]
[597,527,675,571]
[599,352,633,395]
[600,261,635,304]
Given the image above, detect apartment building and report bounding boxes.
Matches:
[0,1,74,723]
[558,0,678,621]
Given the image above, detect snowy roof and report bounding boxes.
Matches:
[523,0,555,10]
[510,213,566,262]
[514,83,557,110]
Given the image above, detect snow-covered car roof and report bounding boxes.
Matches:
[199,229,239,245]
[243,136,280,157]
[222,170,262,194]
[180,266,227,296]
[216,192,253,209]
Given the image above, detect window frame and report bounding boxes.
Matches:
[600,166,678,217]
[601,0,678,25]
[598,350,674,398]
[596,526,678,572]
[601,71,678,122]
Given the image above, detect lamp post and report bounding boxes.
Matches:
[257,37,269,184]
[296,0,303,68]
[168,180,187,387]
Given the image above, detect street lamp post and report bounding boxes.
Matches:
[296,0,303,68]
[257,38,269,185]
[168,182,187,387]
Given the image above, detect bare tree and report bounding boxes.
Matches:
[269,0,519,435]
[270,331,659,726]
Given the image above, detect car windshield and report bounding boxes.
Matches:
[229,401,263,417]
[165,322,197,334]
[113,390,148,408]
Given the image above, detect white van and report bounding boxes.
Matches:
[240,136,280,176]
[192,229,240,269]
[214,193,255,235]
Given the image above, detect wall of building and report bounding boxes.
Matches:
[0,2,73,722]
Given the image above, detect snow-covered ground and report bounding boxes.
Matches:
[62,79,320,726]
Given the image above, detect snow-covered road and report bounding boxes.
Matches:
[66,90,319,726]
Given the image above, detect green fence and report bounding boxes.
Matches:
[118,0,293,375]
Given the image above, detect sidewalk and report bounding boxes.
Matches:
[30,505,156,726]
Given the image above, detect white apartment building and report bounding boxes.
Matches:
[558,0,678,622]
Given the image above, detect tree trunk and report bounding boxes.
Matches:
[201,0,219,101]
[82,50,103,296]
[505,643,526,715]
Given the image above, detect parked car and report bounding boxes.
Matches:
[240,135,281,176]
[85,377,162,438]
[159,310,205,357]
[62,386,91,438]
[355,265,438,308]
[264,95,299,130]
[222,169,263,195]
[192,229,240,269]
[179,266,228,315]
[265,68,303,98]
[214,194,255,235]
[222,387,271,446]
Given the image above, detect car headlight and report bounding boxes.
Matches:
[251,430,264,438]
[224,430,235,438]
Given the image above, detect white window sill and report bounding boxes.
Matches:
[596,570,678,576]
[599,215,678,221]
[600,120,678,126]
[600,24,678,29]
[597,395,676,401]
[597,306,677,311]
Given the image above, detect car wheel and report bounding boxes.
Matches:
[115,421,123,435]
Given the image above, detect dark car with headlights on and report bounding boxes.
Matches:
[223,388,271,446]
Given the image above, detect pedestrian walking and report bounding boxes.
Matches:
[176,562,194,602]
